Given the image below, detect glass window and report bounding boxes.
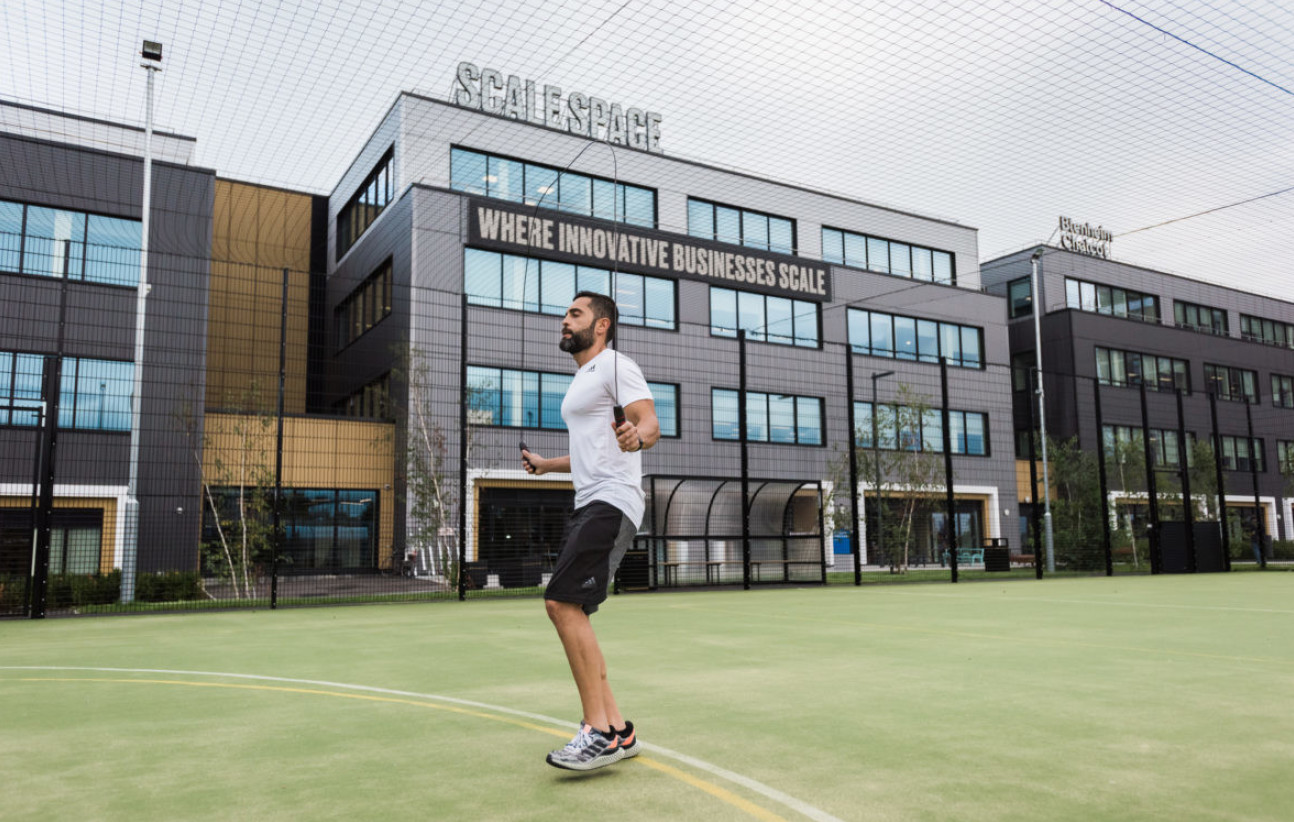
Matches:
[746,393,768,442]
[922,409,943,453]
[768,394,796,444]
[855,402,874,448]
[23,205,86,279]
[622,185,655,228]
[466,366,501,424]
[688,200,713,239]
[591,179,618,222]
[650,383,678,438]
[738,290,765,342]
[1066,279,1081,309]
[845,233,867,268]
[849,310,870,353]
[894,316,917,361]
[490,156,525,203]
[1,201,24,272]
[712,388,739,440]
[917,320,939,363]
[557,173,591,215]
[65,358,133,431]
[940,323,961,365]
[524,163,560,208]
[464,250,501,306]
[949,412,966,454]
[870,312,893,357]
[912,247,933,282]
[715,206,741,246]
[644,276,674,330]
[769,218,793,255]
[615,272,645,325]
[890,243,911,278]
[1008,278,1032,318]
[744,213,769,251]
[540,373,571,430]
[710,288,737,337]
[12,353,43,426]
[867,237,889,274]
[500,370,538,428]
[500,254,538,311]
[796,397,822,445]
[766,297,793,345]
[965,413,986,455]
[541,261,576,315]
[793,300,818,348]
[576,265,611,299]
[821,228,843,264]
[80,215,140,286]
[932,252,953,285]
[961,327,981,368]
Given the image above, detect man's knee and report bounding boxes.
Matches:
[545,598,581,624]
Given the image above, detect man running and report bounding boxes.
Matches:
[521,291,659,771]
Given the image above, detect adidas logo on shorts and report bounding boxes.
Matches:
[580,576,597,590]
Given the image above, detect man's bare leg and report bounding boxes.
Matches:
[546,599,624,732]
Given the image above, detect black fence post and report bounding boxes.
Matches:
[1209,389,1230,570]
[32,368,61,620]
[1026,375,1042,579]
[1176,388,1195,572]
[845,347,862,585]
[941,358,958,583]
[1245,400,1266,569]
[1139,381,1161,574]
[1093,377,1113,576]
[458,293,469,600]
[271,267,288,609]
[738,330,751,591]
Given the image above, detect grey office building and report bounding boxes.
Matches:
[983,246,1294,545]
[327,91,1019,577]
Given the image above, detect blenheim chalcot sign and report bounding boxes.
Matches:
[453,61,663,153]
[1058,216,1113,259]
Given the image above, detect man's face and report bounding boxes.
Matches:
[560,297,599,353]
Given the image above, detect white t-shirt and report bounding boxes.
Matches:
[561,347,653,526]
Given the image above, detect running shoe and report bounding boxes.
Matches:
[546,722,623,771]
[614,721,640,759]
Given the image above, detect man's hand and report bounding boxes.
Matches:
[613,419,642,453]
[521,449,548,475]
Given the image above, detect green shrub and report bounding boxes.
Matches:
[0,574,29,609]
[1270,540,1294,561]
[46,570,121,609]
[135,570,203,602]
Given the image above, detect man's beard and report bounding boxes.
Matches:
[559,325,594,353]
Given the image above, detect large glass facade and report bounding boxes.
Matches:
[821,227,954,285]
[687,198,794,254]
[1065,277,1160,323]
[711,389,823,445]
[1204,364,1258,403]
[0,199,140,286]
[1,352,133,431]
[468,364,677,435]
[853,402,988,456]
[1173,300,1228,336]
[464,249,675,330]
[848,309,982,368]
[1095,347,1189,393]
[709,287,818,347]
[451,147,656,228]
[336,148,395,259]
[1241,314,1294,349]
[204,488,380,571]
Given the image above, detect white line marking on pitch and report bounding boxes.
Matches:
[0,666,843,822]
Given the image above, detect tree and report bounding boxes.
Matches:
[876,386,946,573]
[1046,434,1104,570]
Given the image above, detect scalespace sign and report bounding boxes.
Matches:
[468,200,830,302]
[453,61,663,153]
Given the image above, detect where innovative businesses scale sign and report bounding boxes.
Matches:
[467,199,832,303]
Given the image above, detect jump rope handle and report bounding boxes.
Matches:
[612,405,626,428]
[519,440,533,469]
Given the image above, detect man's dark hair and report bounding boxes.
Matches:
[574,290,618,344]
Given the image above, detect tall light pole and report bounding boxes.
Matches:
[1030,248,1055,571]
[871,370,894,567]
[121,40,163,604]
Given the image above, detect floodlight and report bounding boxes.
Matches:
[141,41,163,62]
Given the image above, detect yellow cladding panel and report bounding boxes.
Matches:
[0,496,118,575]
[208,179,313,414]
[202,414,397,567]
[1016,460,1035,503]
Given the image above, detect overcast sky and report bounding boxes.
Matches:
[2,0,1292,298]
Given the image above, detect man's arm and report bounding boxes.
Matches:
[522,451,570,475]
[615,398,659,452]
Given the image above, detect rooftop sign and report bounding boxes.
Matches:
[1058,216,1112,259]
[453,61,663,153]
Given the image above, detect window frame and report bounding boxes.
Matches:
[687,197,797,255]
[848,308,983,369]
[709,286,820,349]
[821,225,956,286]
[711,388,826,447]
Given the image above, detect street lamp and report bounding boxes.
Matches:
[871,370,894,567]
[121,40,163,604]
[1030,248,1055,572]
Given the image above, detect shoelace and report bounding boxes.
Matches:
[562,726,594,752]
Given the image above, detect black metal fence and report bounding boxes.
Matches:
[3,248,1291,619]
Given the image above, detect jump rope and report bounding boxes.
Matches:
[515,140,626,466]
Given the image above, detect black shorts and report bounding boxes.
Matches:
[545,501,636,615]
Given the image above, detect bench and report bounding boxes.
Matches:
[659,560,727,586]
[750,559,800,582]
[941,548,984,566]
[1009,553,1035,566]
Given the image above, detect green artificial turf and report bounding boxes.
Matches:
[2,573,1291,821]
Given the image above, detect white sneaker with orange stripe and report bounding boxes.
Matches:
[546,722,624,771]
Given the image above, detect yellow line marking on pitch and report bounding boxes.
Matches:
[12,677,785,822]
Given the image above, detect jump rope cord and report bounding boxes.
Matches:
[516,140,624,452]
